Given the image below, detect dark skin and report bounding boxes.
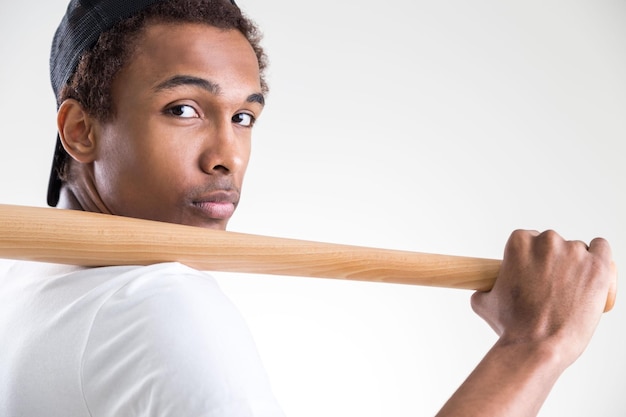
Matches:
[56,20,617,416]
[58,22,264,230]
[438,230,616,416]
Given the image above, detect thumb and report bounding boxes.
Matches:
[471,290,502,335]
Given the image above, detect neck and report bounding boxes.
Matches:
[56,160,112,214]
[57,183,110,215]
[56,187,83,210]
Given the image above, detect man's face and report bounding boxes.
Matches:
[91,22,264,230]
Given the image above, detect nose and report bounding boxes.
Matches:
[199,120,249,176]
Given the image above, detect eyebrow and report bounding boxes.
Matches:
[154,74,265,106]
[246,92,265,106]
[154,75,221,94]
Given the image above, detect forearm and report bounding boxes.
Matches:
[436,338,566,417]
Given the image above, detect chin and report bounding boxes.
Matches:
[139,208,230,231]
[181,217,229,231]
[205,222,229,231]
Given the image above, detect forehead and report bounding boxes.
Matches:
[119,21,261,91]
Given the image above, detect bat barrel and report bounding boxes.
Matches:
[0,204,501,290]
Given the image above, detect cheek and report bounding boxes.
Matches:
[92,128,132,190]
[94,124,192,197]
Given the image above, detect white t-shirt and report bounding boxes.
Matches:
[0,260,284,417]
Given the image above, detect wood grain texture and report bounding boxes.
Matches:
[0,204,501,290]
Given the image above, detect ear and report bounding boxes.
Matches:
[57,99,98,164]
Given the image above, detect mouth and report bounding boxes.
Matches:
[191,190,239,221]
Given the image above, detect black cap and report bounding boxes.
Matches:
[47,0,236,206]
[48,0,165,206]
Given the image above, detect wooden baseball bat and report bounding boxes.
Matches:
[0,204,616,311]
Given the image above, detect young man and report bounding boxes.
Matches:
[0,0,616,416]
[1,1,281,416]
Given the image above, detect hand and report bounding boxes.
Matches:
[471,229,616,367]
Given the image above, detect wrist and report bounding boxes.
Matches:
[497,328,581,373]
[436,337,567,417]
[494,334,570,378]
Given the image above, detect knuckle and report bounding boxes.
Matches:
[591,236,609,247]
[539,229,561,243]
[508,229,532,247]
[534,230,565,255]
[509,229,527,240]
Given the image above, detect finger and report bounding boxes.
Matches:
[588,238,617,312]
[570,240,589,250]
[588,237,612,258]
[504,229,540,255]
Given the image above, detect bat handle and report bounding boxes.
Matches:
[605,262,618,312]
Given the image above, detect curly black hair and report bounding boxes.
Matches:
[59,0,268,121]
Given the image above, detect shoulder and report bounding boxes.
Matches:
[100,262,226,308]
[81,262,283,416]
[83,262,246,362]
[94,262,244,336]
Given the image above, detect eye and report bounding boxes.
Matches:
[166,104,199,118]
[232,113,255,127]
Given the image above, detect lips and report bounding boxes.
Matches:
[192,190,239,220]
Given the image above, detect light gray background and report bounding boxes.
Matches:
[1,1,625,415]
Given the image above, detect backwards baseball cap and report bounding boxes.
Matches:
[47,0,236,206]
